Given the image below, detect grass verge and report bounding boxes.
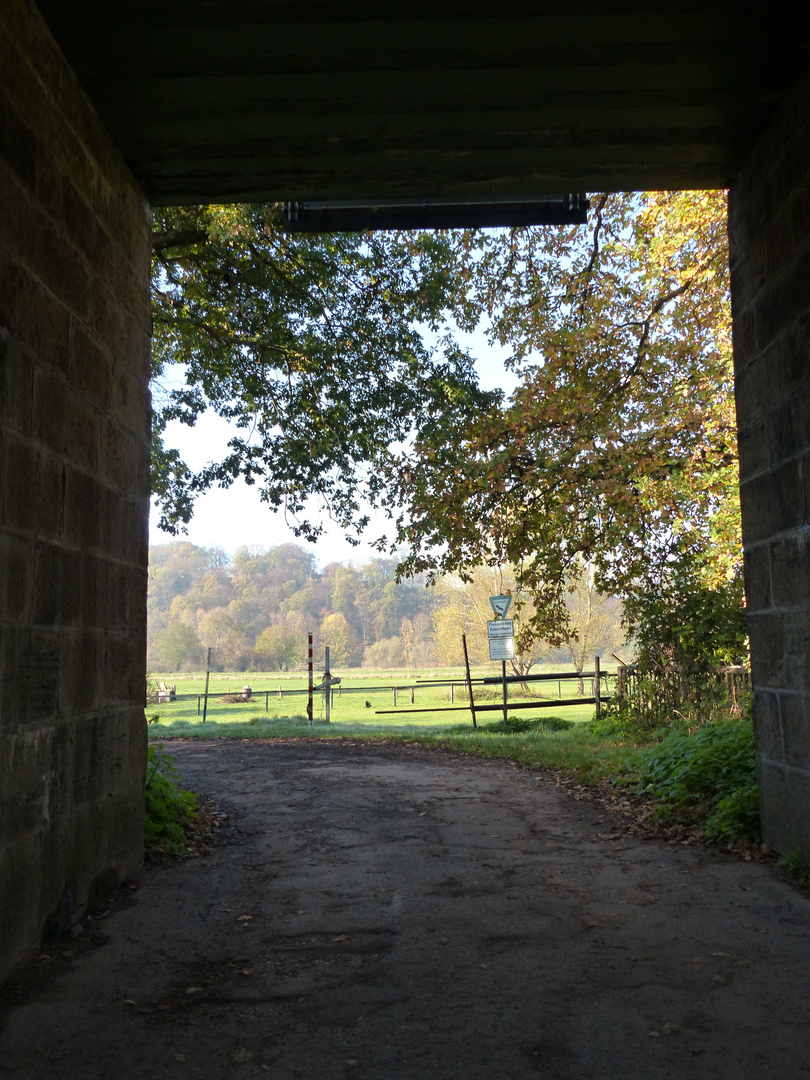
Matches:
[148,709,643,793]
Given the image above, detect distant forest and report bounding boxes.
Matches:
[148,542,625,673]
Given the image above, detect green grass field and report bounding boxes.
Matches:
[148,666,606,737]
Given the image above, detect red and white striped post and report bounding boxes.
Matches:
[307,632,313,726]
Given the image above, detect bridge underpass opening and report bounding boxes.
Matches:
[2,0,810,983]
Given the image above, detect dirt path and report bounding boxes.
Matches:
[2,740,810,1080]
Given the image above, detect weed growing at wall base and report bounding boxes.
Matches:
[776,849,810,886]
[145,718,198,855]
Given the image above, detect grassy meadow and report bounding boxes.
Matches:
[147,667,634,791]
[148,665,605,739]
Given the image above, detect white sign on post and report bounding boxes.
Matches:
[487,619,514,638]
[489,635,515,661]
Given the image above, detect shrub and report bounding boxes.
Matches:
[483,715,575,734]
[636,718,759,843]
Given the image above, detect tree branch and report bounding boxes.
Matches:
[152,229,209,252]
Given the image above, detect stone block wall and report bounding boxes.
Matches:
[730,68,810,855]
[0,0,151,979]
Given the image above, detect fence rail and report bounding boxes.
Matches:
[376,661,607,726]
[149,665,609,725]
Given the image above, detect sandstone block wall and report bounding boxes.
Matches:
[0,0,152,979]
[730,68,810,855]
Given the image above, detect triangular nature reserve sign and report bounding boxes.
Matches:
[489,594,512,619]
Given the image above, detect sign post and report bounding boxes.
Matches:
[489,596,514,727]
[501,660,508,727]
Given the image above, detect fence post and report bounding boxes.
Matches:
[410,686,415,704]
[393,685,398,706]
[202,647,212,723]
[594,655,601,718]
[450,683,455,704]
[462,633,477,729]
[307,633,313,726]
[265,691,269,712]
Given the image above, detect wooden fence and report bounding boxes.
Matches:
[612,664,750,723]
[375,663,607,727]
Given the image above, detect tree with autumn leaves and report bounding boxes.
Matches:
[150,204,495,541]
[151,193,746,670]
[393,190,746,669]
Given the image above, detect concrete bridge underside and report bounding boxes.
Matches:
[1,0,809,980]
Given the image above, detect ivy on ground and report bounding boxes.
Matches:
[636,719,759,844]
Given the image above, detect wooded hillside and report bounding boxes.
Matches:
[148,542,624,673]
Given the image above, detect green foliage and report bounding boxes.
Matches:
[627,553,748,673]
[144,728,198,855]
[362,636,407,668]
[636,719,759,843]
[151,621,202,672]
[394,192,741,668]
[776,849,810,886]
[592,656,750,738]
[707,786,761,845]
[587,706,652,738]
[404,724,639,784]
[151,196,743,677]
[151,204,497,539]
